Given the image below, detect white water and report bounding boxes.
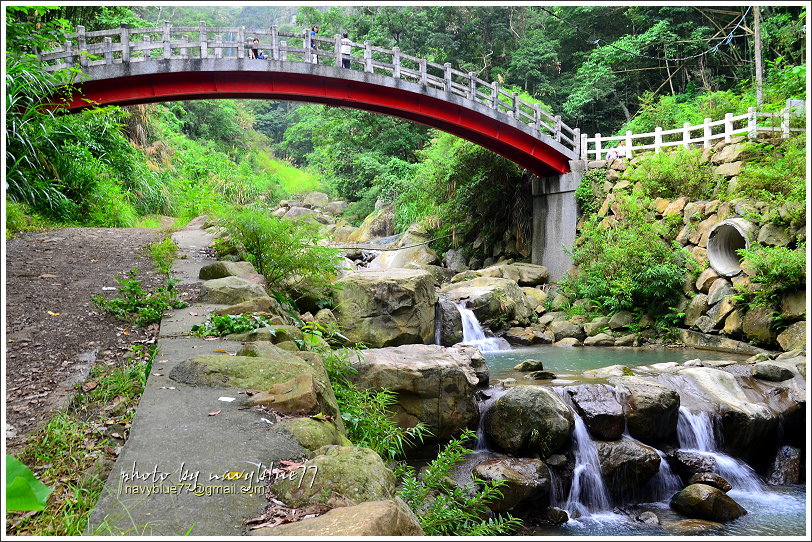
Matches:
[455,302,511,352]
[676,407,766,494]
[473,387,509,451]
[563,414,613,516]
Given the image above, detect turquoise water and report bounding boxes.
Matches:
[484,345,752,380]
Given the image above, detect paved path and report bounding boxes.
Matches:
[86,221,305,536]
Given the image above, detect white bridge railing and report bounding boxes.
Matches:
[581,105,805,161]
[36,22,580,156]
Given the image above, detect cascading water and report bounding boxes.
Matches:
[455,302,511,352]
[676,407,765,494]
[473,387,508,451]
[563,414,613,517]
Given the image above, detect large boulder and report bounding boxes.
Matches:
[333,269,436,347]
[198,276,268,305]
[348,344,482,441]
[348,205,394,242]
[367,223,440,270]
[272,446,395,508]
[472,457,551,512]
[674,368,778,465]
[440,277,532,327]
[607,377,680,445]
[742,306,778,345]
[483,386,573,457]
[252,498,423,536]
[777,321,806,352]
[199,260,258,280]
[564,385,625,440]
[595,439,661,499]
[670,484,747,522]
[303,191,330,208]
[668,450,718,479]
[436,297,463,346]
[549,320,586,342]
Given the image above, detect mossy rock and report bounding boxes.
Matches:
[272,446,395,508]
[229,325,303,344]
[271,418,351,451]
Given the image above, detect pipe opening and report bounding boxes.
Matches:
[707,219,755,277]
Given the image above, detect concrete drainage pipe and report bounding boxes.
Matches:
[707,218,757,277]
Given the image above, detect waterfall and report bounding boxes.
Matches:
[677,407,766,494]
[455,302,511,352]
[563,414,613,516]
[643,449,683,502]
[473,387,508,451]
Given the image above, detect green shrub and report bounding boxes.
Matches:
[575,169,605,216]
[149,237,179,274]
[624,147,716,200]
[737,242,806,306]
[396,429,522,535]
[731,136,806,209]
[190,313,276,337]
[221,209,341,300]
[562,195,692,314]
[92,267,187,326]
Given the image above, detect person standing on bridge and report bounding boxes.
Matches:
[341,32,352,68]
[309,26,319,63]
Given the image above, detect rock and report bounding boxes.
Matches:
[511,263,549,286]
[348,205,394,242]
[270,417,351,451]
[777,321,805,352]
[669,450,718,479]
[662,197,689,216]
[690,246,709,268]
[472,457,551,512]
[349,344,481,441]
[721,309,744,336]
[684,294,709,327]
[706,296,737,328]
[484,386,573,456]
[757,223,791,247]
[713,161,743,177]
[654,198,671,214]
[664,519,725,534]
[367,223,439,270]
[513,359,544,372]
[781,291,806,320]
[766,445,802,485]
[688,472,733,493]
[583,317,611,337]
[614,333,637,346]
[231,325,303,344]
[333,269,436,348]
[504,327,536,346]
[553,337,582,347]
[595,439,661,498]
[565,384,625,440]
[443,249,469,273]
[332,224,358,242]
[695,268,719,294]
[548,320,585,343]
[542,507,569,525]
[584,333,615,346]
[636,511,660,526]
[247,373,328,416]
[525,371,556,380]
[550,293,570,311]
[404,263,454,286]
[324,200,348,216]
[742,306,778,345]
[607,311,634,330]
[272,446,395,508]
[711,143,748,164]
[302,191,330,208]
[752,361,794,382]
[670,483,747,522]
[212,296,292,323]
[706,278,734,306]
[253,498,423,536]
[199,276,268,305]
[285,206,318,220]
[607,377,680,445]
[436,297,463,346]
[199,260,258,280]
[521,287,548,313]
[440,277,532,327]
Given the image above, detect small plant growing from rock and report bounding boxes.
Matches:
[92,267,186,326]
[190,313,276,337]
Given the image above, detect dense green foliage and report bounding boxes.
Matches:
[738,243,807,307]
[219,210,341,301]
[563,195,693,315]
[397,429,522,535]
[190,313,278,337]
[624,147,717,200]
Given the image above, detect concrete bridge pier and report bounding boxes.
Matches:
[530,160,585,282]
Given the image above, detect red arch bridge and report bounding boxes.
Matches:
[38,23,585,279]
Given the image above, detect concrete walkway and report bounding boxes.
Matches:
[86,221,305,536]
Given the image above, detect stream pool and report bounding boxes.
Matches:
[477,344,808,537]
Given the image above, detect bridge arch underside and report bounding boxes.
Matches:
[61,66,572,176]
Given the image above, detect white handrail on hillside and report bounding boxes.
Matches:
[581,104,805,161]
[35,22,581,156]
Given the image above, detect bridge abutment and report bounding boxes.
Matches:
[530,160,585,282]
